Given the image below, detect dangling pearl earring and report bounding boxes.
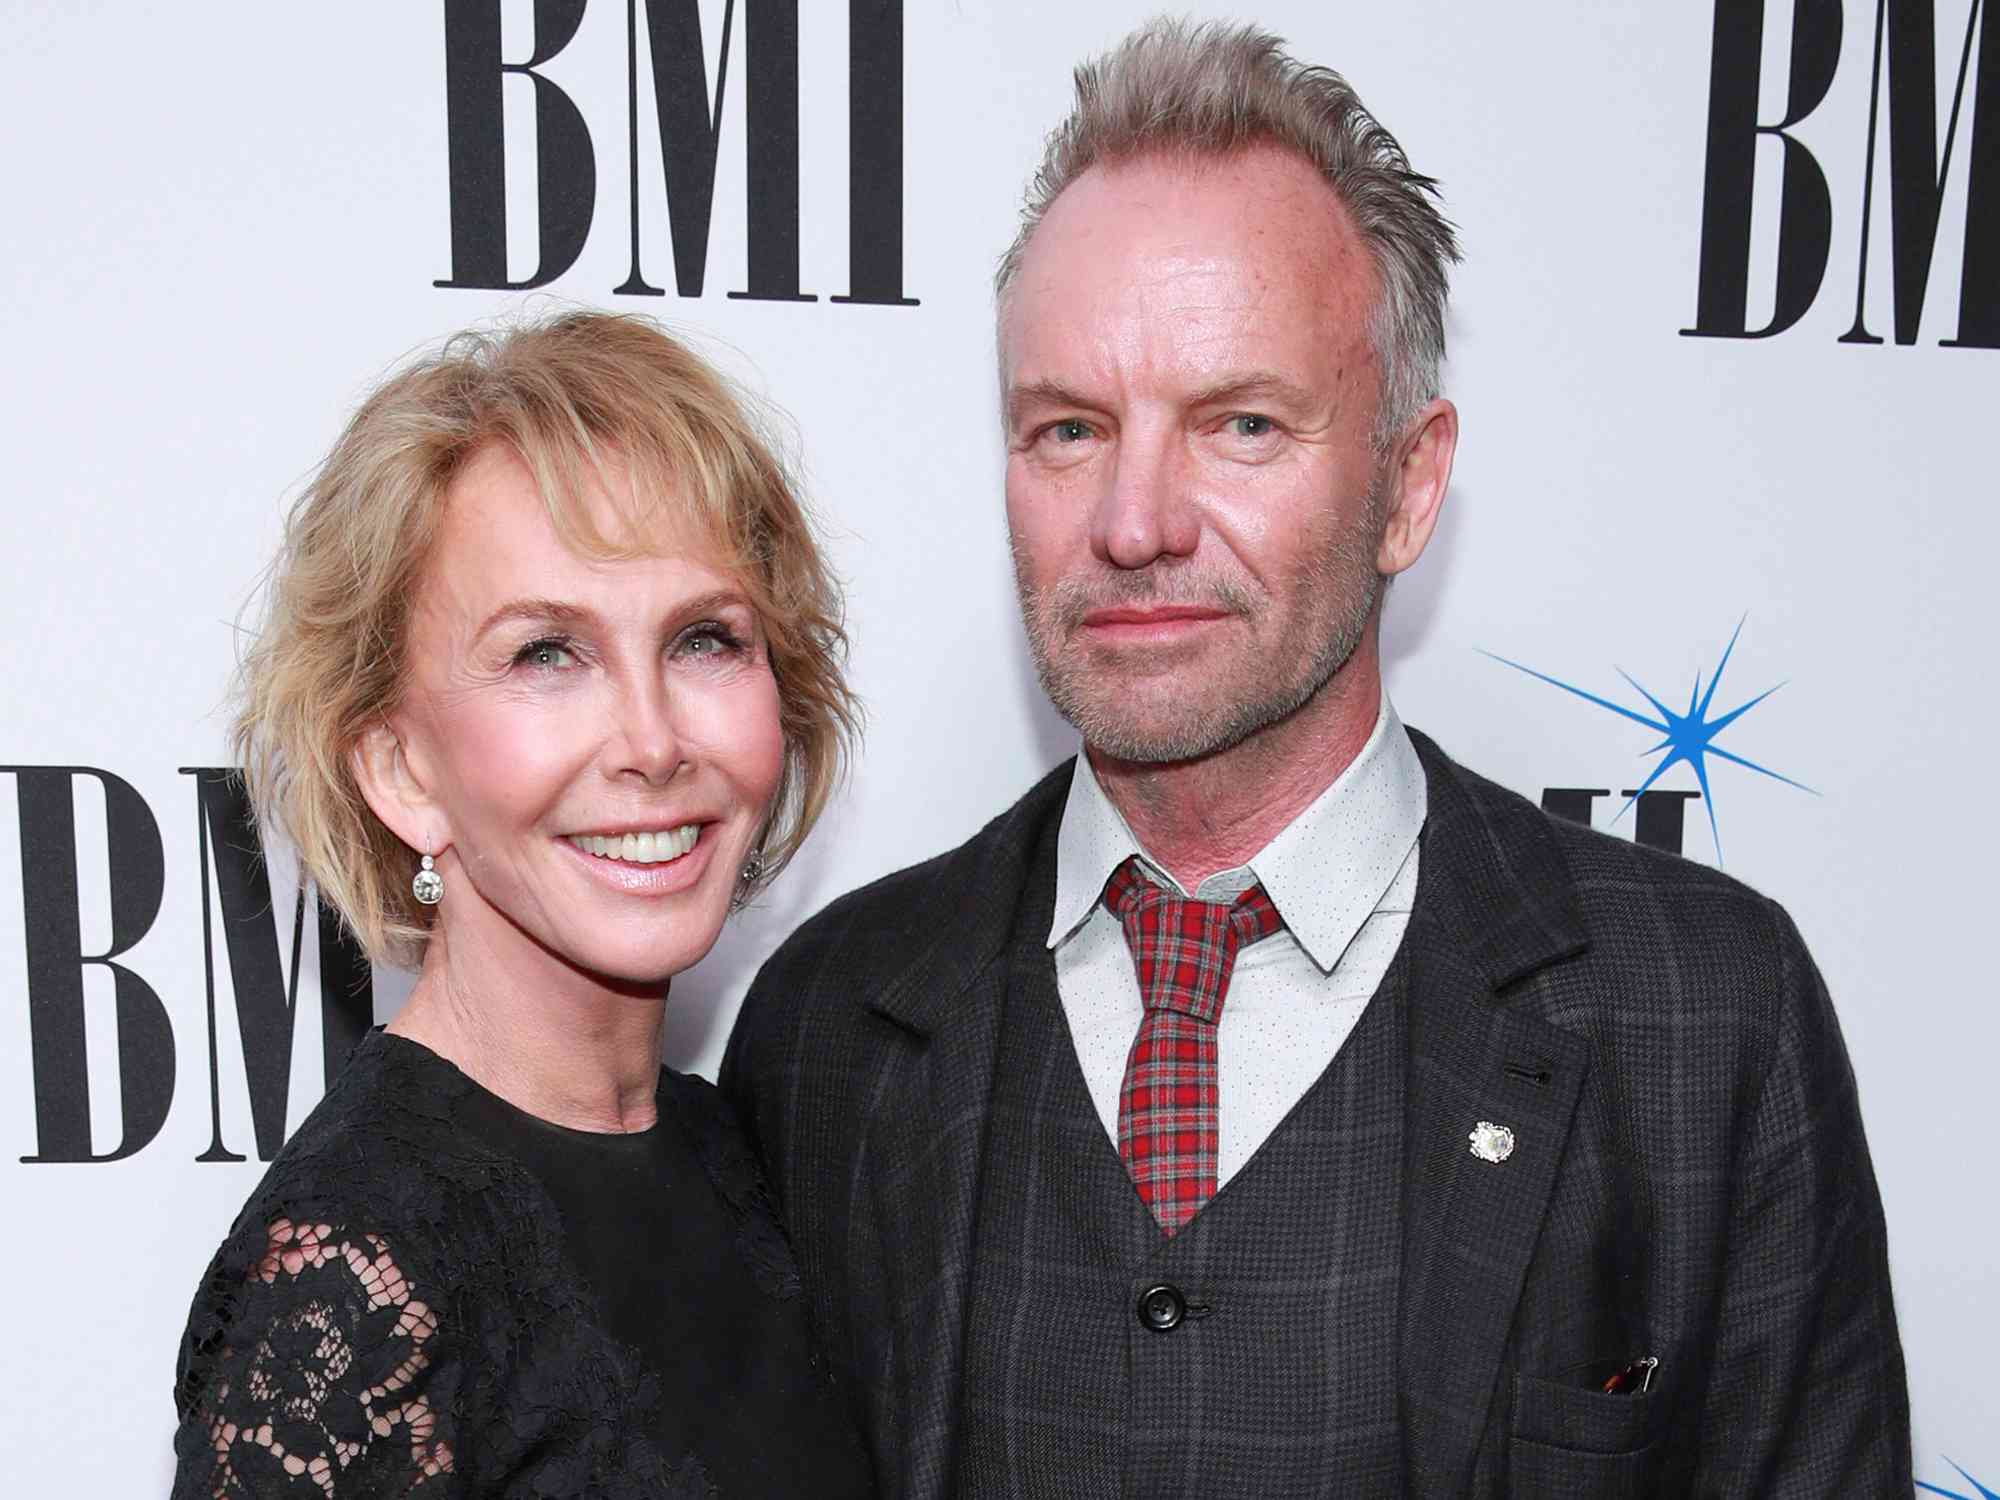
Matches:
[412,850,444,906]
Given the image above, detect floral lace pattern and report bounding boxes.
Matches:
[190,1219,450,1496]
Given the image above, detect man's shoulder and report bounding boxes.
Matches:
[755,759,1075,992]
[1421,738,1819,1102]
[1421,732,1796,962]
[1538,785,1791,951]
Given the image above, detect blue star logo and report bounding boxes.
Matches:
[1917,1459,2000,1500]
[1481,616,1815,863]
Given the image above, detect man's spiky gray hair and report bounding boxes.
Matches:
[996,16,1461,439]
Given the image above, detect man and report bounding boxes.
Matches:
[722,18,1908,1497]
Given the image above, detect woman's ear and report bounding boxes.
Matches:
[350,719,447,854]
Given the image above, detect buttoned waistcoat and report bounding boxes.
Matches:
[957,807,1409,1495]
[720,730,1910,1497]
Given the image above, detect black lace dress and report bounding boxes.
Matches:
[170,1030,873,1498]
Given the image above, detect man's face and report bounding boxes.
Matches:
[1002,145,1393,764]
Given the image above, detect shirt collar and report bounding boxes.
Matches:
[1048,695,1428,972]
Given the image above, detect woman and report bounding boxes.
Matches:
[171,311,870,1498]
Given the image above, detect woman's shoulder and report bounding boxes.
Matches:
[170,1036,479,1500]
[657,1068,802,1301]
[277,1027,477,1153]
[169,1035,564,1497]
[181,1033,507,1351]
[218,1032,512,1249]
[655,1066,758,1179]
[656,1065,731,1129]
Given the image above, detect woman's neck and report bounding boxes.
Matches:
[386,916,668,1133]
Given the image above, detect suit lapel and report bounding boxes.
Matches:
[1398,732,1594,1494]
[855,764,1072,1500]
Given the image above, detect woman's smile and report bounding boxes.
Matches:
[564,824,703,863]
[555,821,720,896]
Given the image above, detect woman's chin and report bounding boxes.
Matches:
[558,922,730,993]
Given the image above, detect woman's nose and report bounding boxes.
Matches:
[609,678,686,784]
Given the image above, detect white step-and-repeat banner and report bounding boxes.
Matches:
[3,1,1992,1490]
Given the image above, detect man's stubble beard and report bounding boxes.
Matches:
[1012,477,1391,767]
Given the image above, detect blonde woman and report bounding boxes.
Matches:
[171,312,871,1498]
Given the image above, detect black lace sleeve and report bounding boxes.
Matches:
[172,1216,457,1498]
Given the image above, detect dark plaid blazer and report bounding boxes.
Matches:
[720,730,1910,1497]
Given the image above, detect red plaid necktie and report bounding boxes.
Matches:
[1103,857,1284,1234]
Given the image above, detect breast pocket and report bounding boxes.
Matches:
[1506,1368,1668,1499]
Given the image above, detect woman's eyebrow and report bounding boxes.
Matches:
[670,589,755,620]
[472,590,753,643]
[472,598,595,641]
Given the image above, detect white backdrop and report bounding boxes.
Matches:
[2,1,1993,1490]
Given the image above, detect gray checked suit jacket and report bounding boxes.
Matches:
[720,729,1910,1497]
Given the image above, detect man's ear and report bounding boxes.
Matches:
[350,718,447,855]
[1375,396,1458,578]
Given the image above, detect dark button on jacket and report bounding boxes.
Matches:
[1137,1283,1185,1332]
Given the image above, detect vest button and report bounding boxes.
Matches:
[1138,1283,1186,1332]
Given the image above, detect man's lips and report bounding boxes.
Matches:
[1079,604,1232,634]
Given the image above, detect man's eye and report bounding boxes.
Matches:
[516,638,576,669]
[1047,419,1093,444]
[1227,414,1275,438]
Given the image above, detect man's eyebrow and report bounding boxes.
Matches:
[1182,372,1321,411]
[1004,379,1100,428]
[1005,372,1324,428]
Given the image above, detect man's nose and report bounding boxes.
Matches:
[1090,429,1200,570]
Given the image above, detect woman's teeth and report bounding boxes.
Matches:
[567,826,700,864]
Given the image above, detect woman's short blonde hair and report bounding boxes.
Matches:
[236,310,858,968]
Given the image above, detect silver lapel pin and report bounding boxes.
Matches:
[1468,1120,1516,1163]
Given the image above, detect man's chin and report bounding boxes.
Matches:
[1058,658,1350,768]
[1036,651,1284,762]
[1060,694,1244,766]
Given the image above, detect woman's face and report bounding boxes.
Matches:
[387,444,784,988]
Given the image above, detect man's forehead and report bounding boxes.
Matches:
[1002,202,1376,410]
[1016,147,1365,281]
[1001,145,1377,368]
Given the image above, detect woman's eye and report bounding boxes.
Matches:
[679,625,742,658]
[515,638,576,670]
[1227,414,1275,438]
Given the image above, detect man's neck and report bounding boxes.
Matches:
[1089,650,1386,892]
